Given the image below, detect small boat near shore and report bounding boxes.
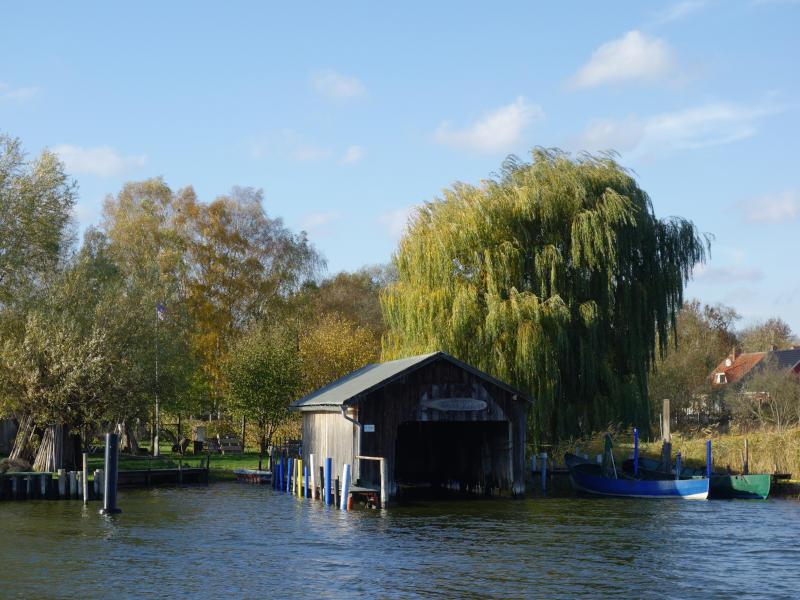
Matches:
[626,457,770,500]
[234,469,272,484]
[565,453,709,500]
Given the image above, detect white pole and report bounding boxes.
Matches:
[309,454,317,500]
[340,464,351,510]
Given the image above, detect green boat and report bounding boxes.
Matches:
[625,457,770,499]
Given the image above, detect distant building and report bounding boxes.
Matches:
[711,346,800,388]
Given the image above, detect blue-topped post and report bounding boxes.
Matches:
[99,433,121,515]
[633,428,639,476]
[706,440,712,479]
[324,457,332,505]
[286,458,292,493]
[675,451,681,480]
[304,466,309,499]
[279,457,284,489]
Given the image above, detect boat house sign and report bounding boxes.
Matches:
[420,397,488,412]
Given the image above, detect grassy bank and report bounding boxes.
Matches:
[549,428,800,478]
[85,443,267,481]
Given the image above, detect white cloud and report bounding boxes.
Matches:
[651,1,706,25]
[692,264,765,283]
[571,101,782,156]
[312,69,366,100]
[740,189,800,224]
[0,83,40,103]
[292,144,332,162]
[433,96,543,155]
[300,211,342,236]
[340,145,366,165]
[247,130,331,162]
[377,206,417,240]
[569,31,676,89]
[53,144,147,177]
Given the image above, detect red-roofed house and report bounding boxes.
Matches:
[711,346,800,388]
[710,349,766,388]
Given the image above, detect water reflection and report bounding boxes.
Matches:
[1,483,799,599]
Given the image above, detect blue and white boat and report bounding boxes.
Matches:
[565,446,709,500]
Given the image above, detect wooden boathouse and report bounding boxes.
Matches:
[290,351,531,499]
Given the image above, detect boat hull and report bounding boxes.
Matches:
[234,469,272,484]
[566,455,708,500]
[626,458,770,499]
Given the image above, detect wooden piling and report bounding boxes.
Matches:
[69,471,78,499]
[744,439,749,475]
[540,452,547,491]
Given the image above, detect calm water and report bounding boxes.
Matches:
[2,482,800,599]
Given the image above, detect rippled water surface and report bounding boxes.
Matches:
[2,482,800,599]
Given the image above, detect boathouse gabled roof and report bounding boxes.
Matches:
[289,351,532,412]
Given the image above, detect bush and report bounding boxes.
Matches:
[0,457,33,473]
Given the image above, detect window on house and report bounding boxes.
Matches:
[715,373,727,384]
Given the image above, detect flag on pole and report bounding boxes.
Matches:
[157,303,166,321]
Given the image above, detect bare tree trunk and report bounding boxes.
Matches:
[10,414,37,463]
[33,424,64,472]
[119,421,140,454]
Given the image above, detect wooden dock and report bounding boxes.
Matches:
[0,466,208,502]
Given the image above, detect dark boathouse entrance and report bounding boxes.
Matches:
[290,351,531,499]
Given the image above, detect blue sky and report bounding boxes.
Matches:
[3,1,799,336]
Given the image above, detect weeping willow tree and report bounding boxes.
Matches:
[381,149,709,443]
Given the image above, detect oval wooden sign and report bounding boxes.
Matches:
[421,398,487,412]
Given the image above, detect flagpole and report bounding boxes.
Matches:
[154,303,160,457]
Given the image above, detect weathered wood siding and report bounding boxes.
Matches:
[300,356,527,497]
[301,411,358,483]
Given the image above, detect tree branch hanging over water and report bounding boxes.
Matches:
[381,148,709,443]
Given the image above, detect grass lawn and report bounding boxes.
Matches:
[87,442,270,481]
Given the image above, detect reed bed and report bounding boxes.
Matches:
[544,427,800,479]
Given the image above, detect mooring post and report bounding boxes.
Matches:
[69,471,78,499]
[335,476,340,508]
[661,399,672,474]
[540,452,547,491]
[634,429,639,476]
[325,458,332,505]
[309,454,316,500]
[706,440,712,478]
[340,464,351,511]
[277,457,283,490]
[380,458,389,509]
[304,466,309,499]
[295,459,302,498]
[82,453,89,504]
[100,432,122,514]
[675,451,681,481]
[744,438,749,475]
[286,458,292,493]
